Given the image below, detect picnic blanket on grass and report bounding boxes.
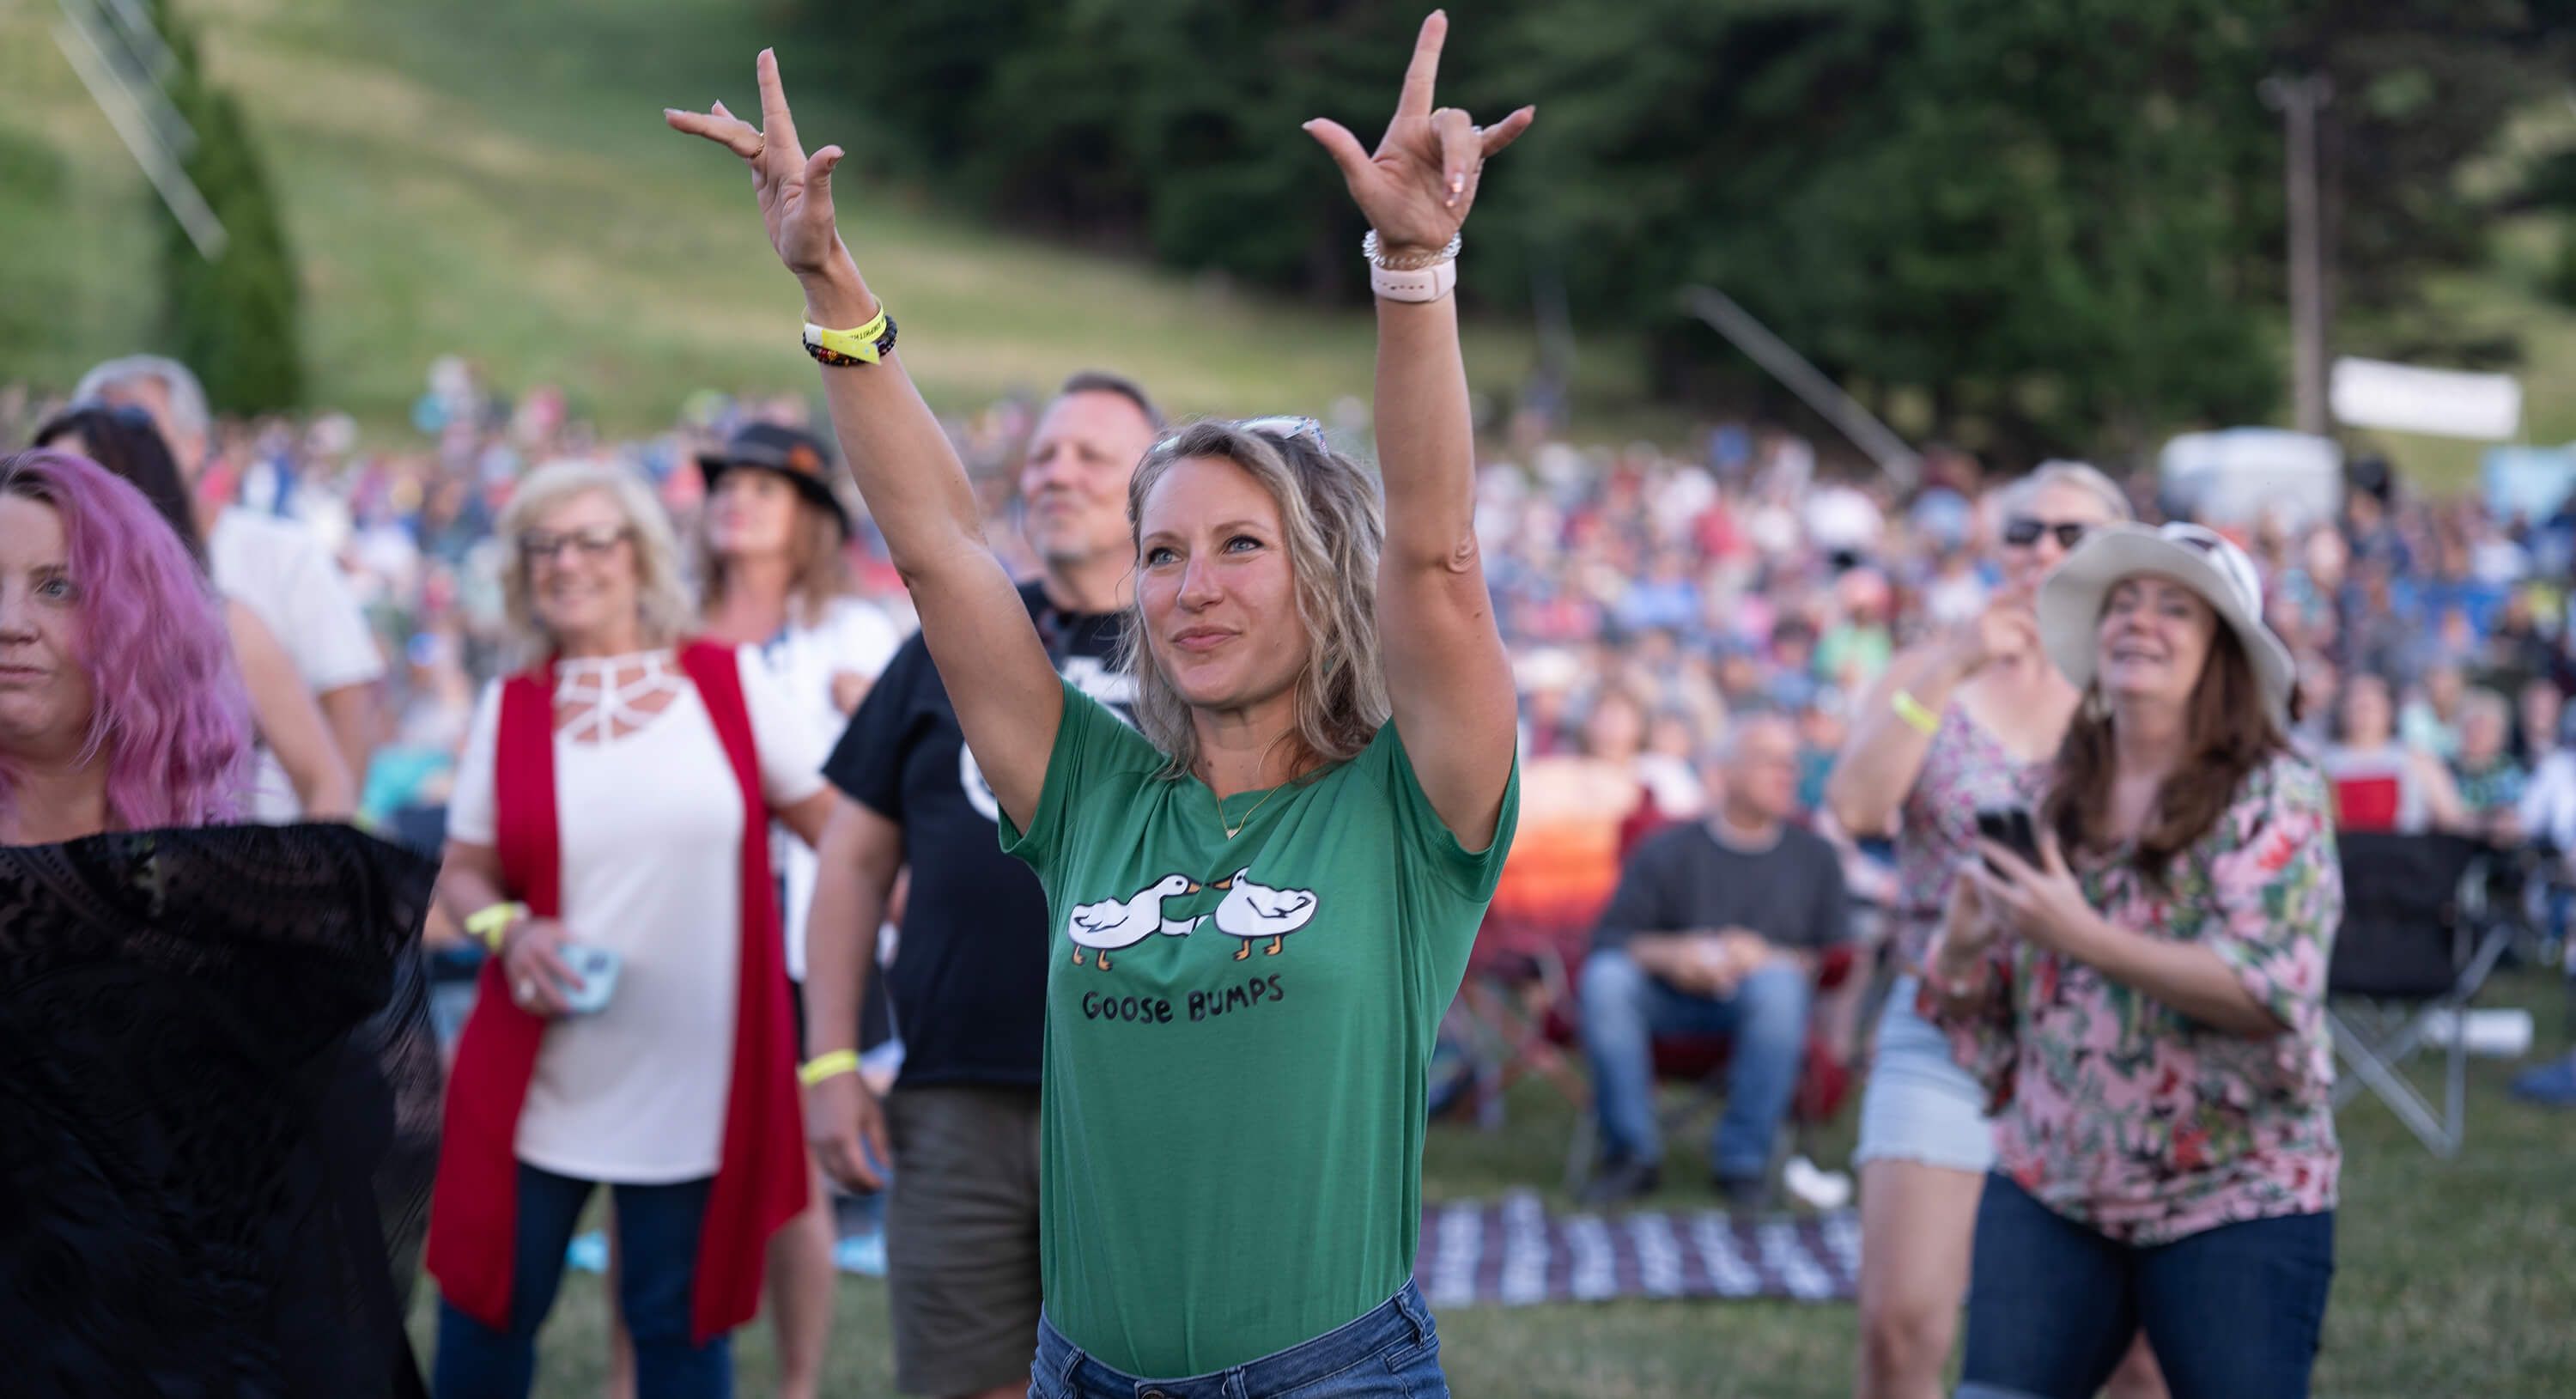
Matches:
[1413,1192,1860,1306]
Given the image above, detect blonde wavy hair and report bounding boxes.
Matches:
[1119,421,1390,781]
[497,459,696,664]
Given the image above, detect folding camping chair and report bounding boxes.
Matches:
[2328,831,2516,1158]
[1439,796,1674,1128]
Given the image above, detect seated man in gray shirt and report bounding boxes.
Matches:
[1577,711,1850,1207]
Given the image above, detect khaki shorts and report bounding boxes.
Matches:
[884,1084,1043,1396]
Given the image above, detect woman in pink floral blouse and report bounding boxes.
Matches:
[1928,522,2341,1399]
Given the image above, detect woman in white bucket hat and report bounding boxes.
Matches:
[1826,463,2165,1399]
[1927,522,2343,1399]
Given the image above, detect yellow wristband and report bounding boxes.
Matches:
[801,307,898,366]
[1892,690,1943,738]
[465,901,528,953]
[799,1049,861,1088]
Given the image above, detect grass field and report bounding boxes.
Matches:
[1,0,1657,442]
[405,968,2576,1398]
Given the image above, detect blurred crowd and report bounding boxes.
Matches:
[13,363,2576,910]
[18,351,2576,1398]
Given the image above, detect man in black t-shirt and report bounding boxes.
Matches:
[803,370,1160,1399]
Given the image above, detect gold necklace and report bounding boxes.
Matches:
[1218,783,1285,841]
[1212,731,1299,840]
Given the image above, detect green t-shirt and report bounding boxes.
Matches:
[1001,682,1519,1376]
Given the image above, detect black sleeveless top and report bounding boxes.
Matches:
[0,823,440,1397]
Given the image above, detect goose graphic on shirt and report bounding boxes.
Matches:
[1207,868,1318,959]
[1066,873,1202,970]
[1061,868,1323,970]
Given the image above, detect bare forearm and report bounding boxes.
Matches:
[255,682,355,818]
[1370,295,1476,566]
[803,861,891,1060]
[1923,928,2003,1019]
[1620,933,1700,985]
[434,859,509,928]
[804,799,903,1059]
[316,684,378,791]
[1825,644,1968,833]
[2075,917,2281,1036]
[797,257,1001,587]
[795,258,1064,824]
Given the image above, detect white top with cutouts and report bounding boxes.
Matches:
[448,645,826,1181]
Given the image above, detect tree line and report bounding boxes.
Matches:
[794,0,2573,462]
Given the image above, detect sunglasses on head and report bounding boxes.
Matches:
[1236,415,1327,451]
[2003,516,2090,550]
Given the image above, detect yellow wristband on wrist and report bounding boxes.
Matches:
[465,901,528,953]
[1891,690,1943,738]
[801,307,898,367]
[799,1049,861,1088]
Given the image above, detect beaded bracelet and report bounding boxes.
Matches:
[1362,229,1461,271]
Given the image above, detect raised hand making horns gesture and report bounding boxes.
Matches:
[666,16,1534,298]
[1304,10,1536,257]
[665,50,855,297]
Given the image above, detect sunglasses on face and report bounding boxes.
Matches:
[519,525,632,564]
[2003,517,2090,550]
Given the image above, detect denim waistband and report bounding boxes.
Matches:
[1036,1280,1437,1399]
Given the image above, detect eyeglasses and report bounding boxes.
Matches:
[2003,517,2090,550]
[1237,415,1327,450]
[519,525,633,563]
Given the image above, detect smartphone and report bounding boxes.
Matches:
[556,944,623,1016]
[1973,806,2042,873]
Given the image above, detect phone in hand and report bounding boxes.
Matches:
[556,944,623,1016]
[1973,806,2042,875]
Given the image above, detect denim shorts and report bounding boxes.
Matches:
[1030,1281,1445,1399]
[1853,976,1997,1173]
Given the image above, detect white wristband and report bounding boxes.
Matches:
[1370,259,1456,303]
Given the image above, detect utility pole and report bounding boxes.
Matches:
[2263,72,2333,437]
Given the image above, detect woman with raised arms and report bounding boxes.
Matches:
[670,14,1529,1395]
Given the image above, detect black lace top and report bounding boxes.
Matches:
[0,823,440,1397]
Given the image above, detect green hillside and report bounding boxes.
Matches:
[12,0,2576,488]
[1,0,1645,437]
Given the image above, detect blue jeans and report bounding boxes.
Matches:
[433,1165,730,1399]
[1030,1280,1445,1398]
[1959,1174,2334,1399]
[1577,947,1811,1179]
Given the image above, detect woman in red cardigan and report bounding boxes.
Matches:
[426,459,834,1399]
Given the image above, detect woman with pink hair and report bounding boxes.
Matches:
[0,447,438,1398]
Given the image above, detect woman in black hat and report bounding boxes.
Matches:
[690,421,901,1399]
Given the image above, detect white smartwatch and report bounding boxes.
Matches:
[1370,259,1457,303]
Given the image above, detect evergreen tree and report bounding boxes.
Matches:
[153,0,305,413]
